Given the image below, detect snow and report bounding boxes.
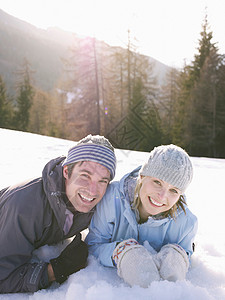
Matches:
[1,128,225,299]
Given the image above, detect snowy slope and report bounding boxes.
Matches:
[0,128,225,300]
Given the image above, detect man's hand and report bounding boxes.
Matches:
[47,263,56,282]
[49,234,88,284]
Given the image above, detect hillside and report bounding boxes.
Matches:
[0,9,170,95]
[0,9,74,94]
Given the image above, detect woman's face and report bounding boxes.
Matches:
[138,176,181,220]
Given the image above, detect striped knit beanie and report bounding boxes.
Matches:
[140,144,193,193]
[62,135,116,180]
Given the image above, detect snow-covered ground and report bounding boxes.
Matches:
[0,128,225,300]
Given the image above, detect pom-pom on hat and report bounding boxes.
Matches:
[140,144,193,193]
[62,135,116,180]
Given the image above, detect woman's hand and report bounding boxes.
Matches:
[112,238,160,287]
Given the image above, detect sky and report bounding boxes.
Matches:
[0,0,225,67]
[1,128,225,299]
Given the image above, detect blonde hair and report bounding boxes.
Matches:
[132,177,187,220]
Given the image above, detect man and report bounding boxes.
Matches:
[0,134,116,293]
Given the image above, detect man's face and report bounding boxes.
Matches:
[63,161,110,213]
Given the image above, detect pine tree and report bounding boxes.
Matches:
[0,75,13,128]
[103,48,128,134]
[28,88,63,137]
[14,58,34,132]
[172,13,224,157]
[107,31,161,151]
[213,54,225,157]
[0,75,8,127]
[170,64,194,148]
[188,15,221,156]
[62,37,103,138]
[158,67,181,143]
[191,14,215,81]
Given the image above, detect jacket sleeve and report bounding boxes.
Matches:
[180,210,198,258]
[85,184,121,268]
[168,208,198,259]
[0,262,49,293]
[0,185,50,293]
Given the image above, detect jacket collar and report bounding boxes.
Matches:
[42,156,68,232]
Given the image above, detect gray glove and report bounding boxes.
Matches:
[154,244,189,281]
[112,238,160,288]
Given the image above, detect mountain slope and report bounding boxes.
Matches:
[0,9,170,95]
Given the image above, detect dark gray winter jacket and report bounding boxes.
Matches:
[0,157,94,293]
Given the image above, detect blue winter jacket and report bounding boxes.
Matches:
[85,167,198,268]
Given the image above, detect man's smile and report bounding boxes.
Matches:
[79,192,95,202]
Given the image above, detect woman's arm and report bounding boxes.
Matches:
[85,184,122,267]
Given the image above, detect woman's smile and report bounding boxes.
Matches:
[148,197,164,207]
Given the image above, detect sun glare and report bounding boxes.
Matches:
[1,0,225,67]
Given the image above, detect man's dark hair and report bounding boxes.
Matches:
[66,162,83,178]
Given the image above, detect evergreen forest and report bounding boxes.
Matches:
[1,14,225,158]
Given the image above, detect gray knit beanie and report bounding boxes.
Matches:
[140,144,193,193]
[62,134,116,180]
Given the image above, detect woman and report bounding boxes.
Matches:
[85,144,198,288]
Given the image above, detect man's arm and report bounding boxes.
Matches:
[0,262,49,293]
[0,183,50,293]
[85,184,121,267]
[0,235,88,293]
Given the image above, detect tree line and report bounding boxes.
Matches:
[1,15,225,158]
